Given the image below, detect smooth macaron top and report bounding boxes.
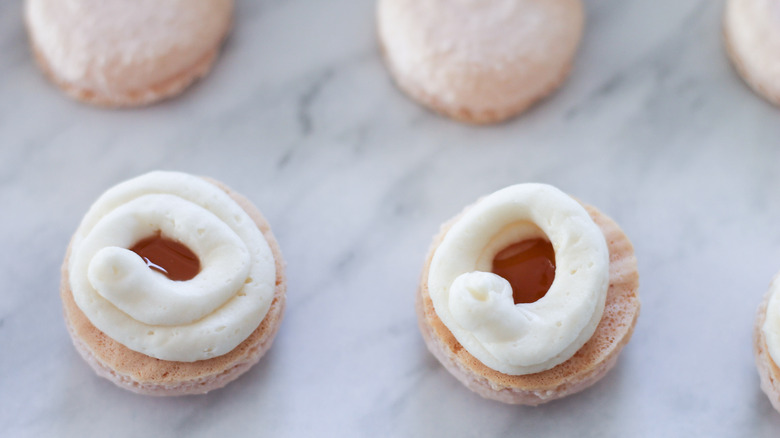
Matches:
[25,0,233,97]
[378,0,583,121]
[724,0,780,104]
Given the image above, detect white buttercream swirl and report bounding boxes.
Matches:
[69,171,275,362]
[428,183,609,375]
[763,276,780,367]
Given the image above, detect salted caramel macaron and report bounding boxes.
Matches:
[62,171,285,395]
[754,275,780,412]
[377,0,584,124]
[724,0,780,106]
[417,184,639,404]
[25,0,233,107]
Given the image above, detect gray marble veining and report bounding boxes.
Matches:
[2,0,780,436]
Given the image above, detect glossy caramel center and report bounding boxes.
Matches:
[130,234,200,281]
[491,238,556,304]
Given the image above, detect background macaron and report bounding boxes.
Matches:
[724,0,780,106]
[25,0,233,107]
[377,0,584,123]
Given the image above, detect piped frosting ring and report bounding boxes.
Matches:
[428,184,609,375]
[755,275,780,413]
[69,171,275,362]
[762,277,780,368]
[418,189,640,404]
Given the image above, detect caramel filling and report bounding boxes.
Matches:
[491,238,556,304]
[130,234,200,281]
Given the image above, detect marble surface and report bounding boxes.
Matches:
[2,0,780,436]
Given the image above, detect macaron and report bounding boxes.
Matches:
[377,0,584,124]
[25,0,233,107]
[755,275,780,413]
[724,0,780,106]
[417,184,639,404]
[62,171,285,395]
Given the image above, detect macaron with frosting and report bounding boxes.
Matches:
[723,0,780,106]
[377,0,584,124]
[25,0,233,107]
[62,171,286,395]
[755,275,780,412]
[417,184,640,404]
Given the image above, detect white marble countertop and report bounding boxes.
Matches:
[2,0,780,436]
